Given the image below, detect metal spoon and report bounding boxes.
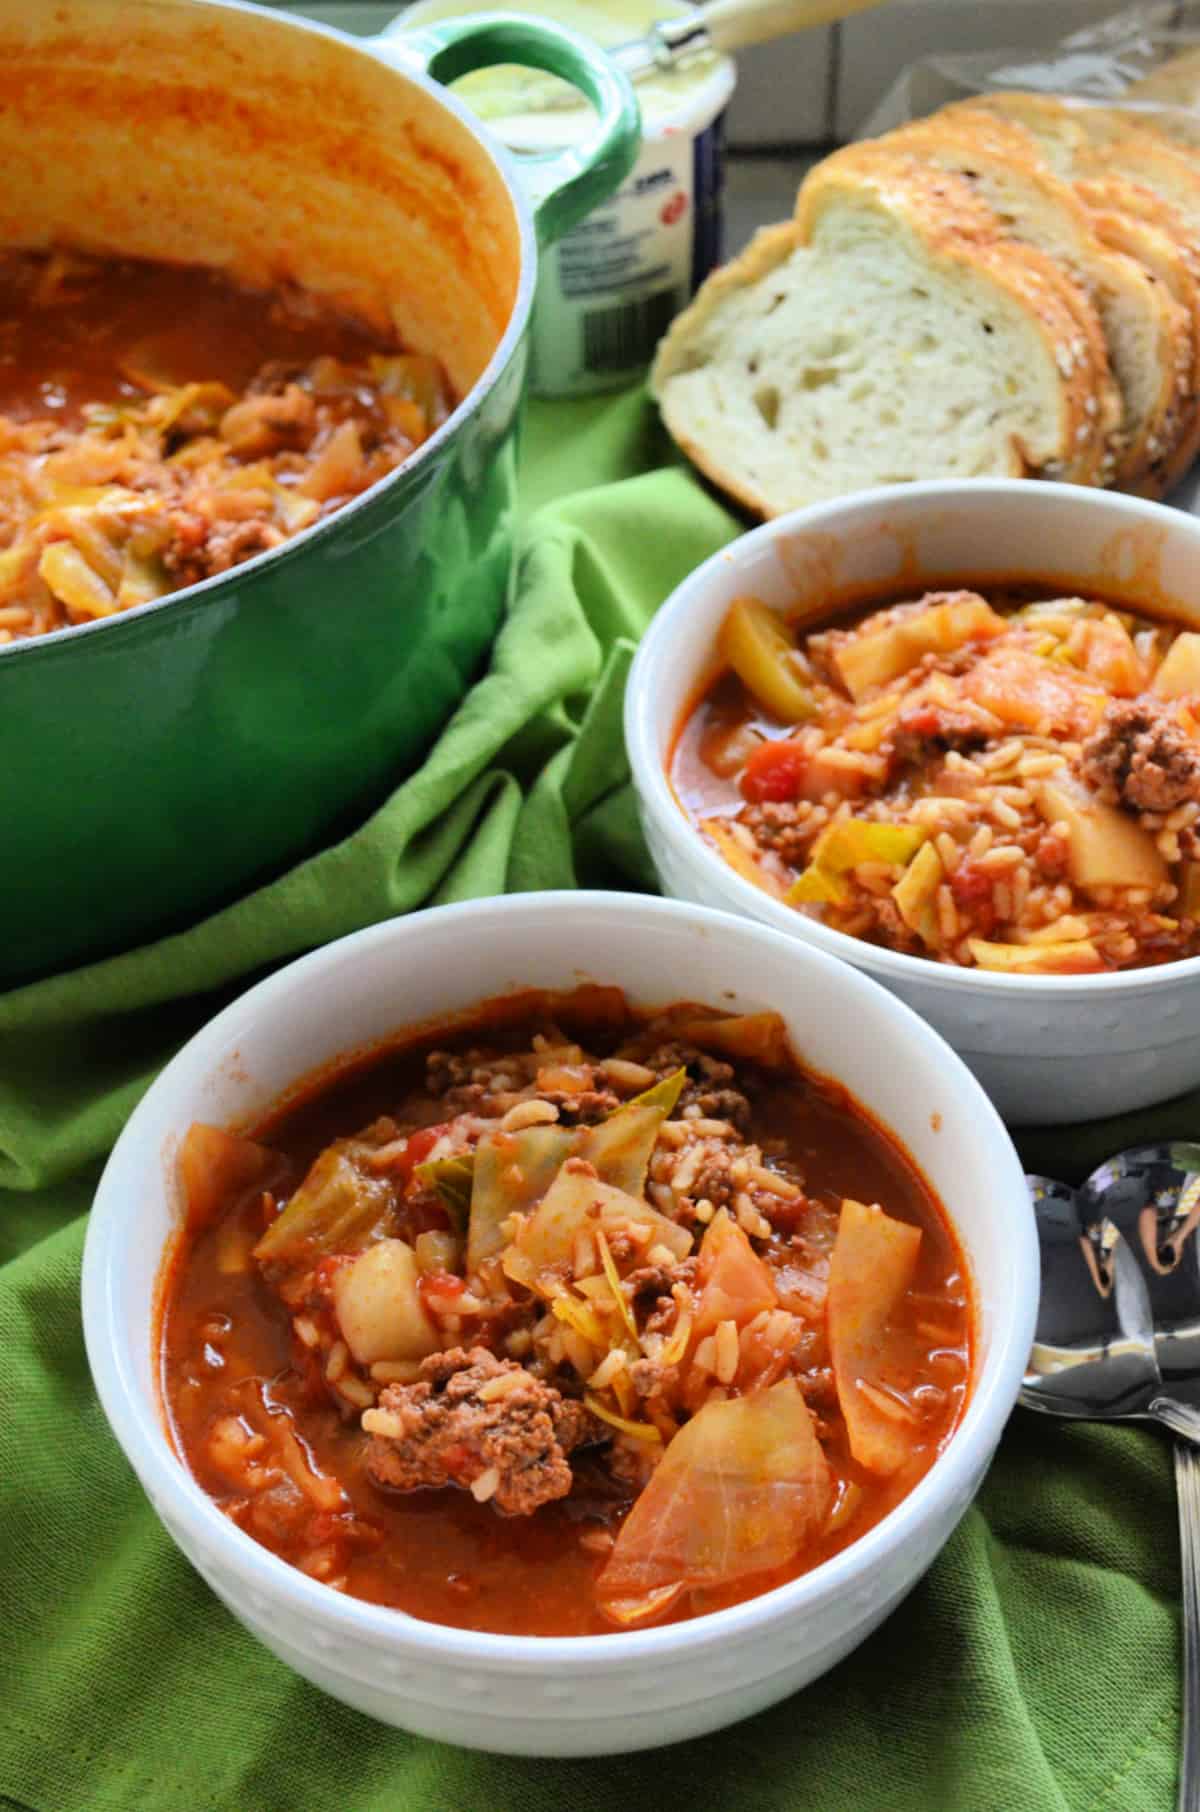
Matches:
[1022,1158,1200,1811]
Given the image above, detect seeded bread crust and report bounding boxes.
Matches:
[795,156,1112,485]
[880,109,1190,494]
[652,165,1108,519]
[1078,190,1200,493]
[806,129,1140,483]
[930,93,1200,494]
[652,87,1200,515]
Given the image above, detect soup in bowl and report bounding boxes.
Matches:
[626,481,1200,1123]
[82,892,1035,1754]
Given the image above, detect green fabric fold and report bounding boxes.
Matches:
[0,388,1188,1812]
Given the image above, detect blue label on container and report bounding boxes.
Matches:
[691,107,727,295]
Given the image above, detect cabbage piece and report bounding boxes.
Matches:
[177,1123,279,1232]
[1072,617,1145,694]
[967,936,1104,975]
[458,1075,684,1274]
[788,820,927,908]
[37,541,117,617]
[834,595,1005,700]
[253,1139,394,1264]
[465,1125,575,1272]
[577,1068,685,1197]
[116,548,170,609]
[1154,633,1200,700]
[298,419,365,502]
[891,840,943,950]
[274,485,322,534]
[827,1198,922,1476]
[503,1171,691,1296]
[369,353,448,425]
[719,597,816,723]
[789,862,852,906]
[964,648,1106,736]
[670,1013,789,1069]
[595,1379,831,1619]
[694,1208,778,1338]
[1035,775,1167,893]
[414,1155,475,1237]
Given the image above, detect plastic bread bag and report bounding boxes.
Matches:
[858,1,1200,511]
[860,1,1200,139]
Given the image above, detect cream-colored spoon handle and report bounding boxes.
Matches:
[702,0,890,56]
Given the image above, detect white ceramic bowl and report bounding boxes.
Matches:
[83,892,1033,1756]
[626,480,1200,1126]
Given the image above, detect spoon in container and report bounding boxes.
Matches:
[611,0,893,83]
[1022,1158,1200,1812]
[439,0,892,114]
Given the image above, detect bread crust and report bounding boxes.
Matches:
[651,223,810,519]
[652,166,1109,517]
[808,129,1134,481]
[894,108,1193,491]
[797,153,1111,484]
[1080,191,1200,493]
[651,87,1200,516]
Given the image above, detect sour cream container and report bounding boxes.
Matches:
[390,1,736,397]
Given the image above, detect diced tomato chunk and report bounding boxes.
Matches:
[395,1123,446,1185]
[948,860,992,907]
[898,706,941,739]
[418,1270,465,1305]
[313,1252,358,1295]
[948,860,996,936]
[741,738,809,802]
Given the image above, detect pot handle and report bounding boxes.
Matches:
[381,15,642,248]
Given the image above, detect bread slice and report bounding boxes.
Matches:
[651,165,1109,519]
[826,117,1181,492]
[1075,182,1200,491]
[963,93,1200,247]
[795,153,1114,487]
[943,92,1092,179]
[822,115,1182,491]
[953,92,1200,491]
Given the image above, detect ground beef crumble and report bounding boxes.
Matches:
[891,703,989,763]
[737,800,811,870]
[1079,698,1200,814]
[365,1347,597,1516]
[539,1086,619,1125]
[641,1042,752,1130]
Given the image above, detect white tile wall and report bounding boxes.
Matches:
[723,30,834,148]
[272,2,1159,147]
[835,0,1142,140]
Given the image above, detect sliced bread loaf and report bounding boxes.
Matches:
[1075,183,1200,491]
[947,92,1200,491]
[899,110,1196,496]
[651,165,1109,519]
[818,116,1183,491]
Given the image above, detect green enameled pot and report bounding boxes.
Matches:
[0,0,639,986]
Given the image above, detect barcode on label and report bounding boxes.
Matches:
[581,288,679,374]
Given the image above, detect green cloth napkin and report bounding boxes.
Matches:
[0,388,1191,1812]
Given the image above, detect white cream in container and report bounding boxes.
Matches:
[391,1,736,397]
